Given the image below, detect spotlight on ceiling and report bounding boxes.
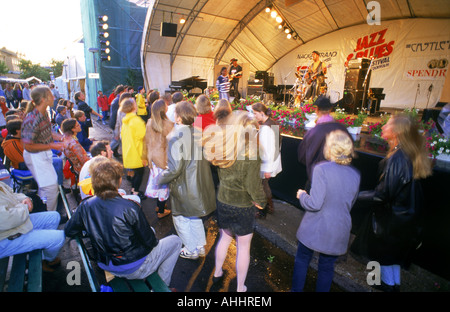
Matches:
[265,7,271,13]
[287,33,292,39]
[270,10,277,18]
[179,17,186,24]
[284,27,290,34]
[276,16,282,24]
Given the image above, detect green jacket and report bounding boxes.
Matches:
[217,158,267,209]
[159,125,216,217]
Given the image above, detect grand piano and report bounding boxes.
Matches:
[169,76,207,95]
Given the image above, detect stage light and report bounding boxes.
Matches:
[265,7,271,13]
[101,55,111,61]
[100,32,109,38]
[98,15,108,22]
[284,27,290,34]
[271,10,277,18]
[287,33,292,39]
[276,16,282,24]
[278,24,283,30]
[179,16,186,24]
[99,23,108,30]
[101,48,110,54]
[100,40,110,46]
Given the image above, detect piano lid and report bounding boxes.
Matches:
[179,76,206,82]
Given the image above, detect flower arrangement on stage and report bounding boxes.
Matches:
[425,131,450,158]
[367,112,390,140]
[332,107,368,128]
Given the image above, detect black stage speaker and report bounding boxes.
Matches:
[344,68,371,90]
[342,90,364,114]
[161,22,177,37]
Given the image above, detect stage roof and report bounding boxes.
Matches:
[142,0,450,73]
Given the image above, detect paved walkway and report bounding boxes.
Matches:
[89,120,450,292]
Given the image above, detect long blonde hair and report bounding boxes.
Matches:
[389,114,432,179]
[150,99,168,133]
[203,111,259,168]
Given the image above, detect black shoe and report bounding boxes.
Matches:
[372,281,395,292]
[212,270,227,289]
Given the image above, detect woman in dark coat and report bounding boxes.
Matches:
[352,114,432,291]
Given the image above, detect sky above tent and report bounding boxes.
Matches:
[0,0,83,66]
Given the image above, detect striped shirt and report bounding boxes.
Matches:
[216,75,230,93]
[21,108,53,145]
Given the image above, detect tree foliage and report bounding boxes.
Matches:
[0,61,9,75]
[18,59,50,81]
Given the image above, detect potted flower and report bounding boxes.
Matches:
[426,132,450,170]
[346,108,368,134]
[367,112,390,140]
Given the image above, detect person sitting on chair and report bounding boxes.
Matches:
[64,159,182,286]
[0,181,65,272]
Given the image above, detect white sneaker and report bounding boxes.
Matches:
[180,247,199,260]
[197,246,206,257]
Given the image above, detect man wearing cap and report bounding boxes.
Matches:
[297,96,352,192]
[229,58,243,103]
[304,51,328,100]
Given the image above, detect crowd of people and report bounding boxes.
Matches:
[0,78,433,293]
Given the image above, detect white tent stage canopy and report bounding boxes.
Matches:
[141,0,450,110]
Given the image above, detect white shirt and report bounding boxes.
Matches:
[166,104,176,123]
[259,125,282,178]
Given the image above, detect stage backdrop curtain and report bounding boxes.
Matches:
[271,18,450,109]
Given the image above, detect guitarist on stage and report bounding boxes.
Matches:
[229,58,243,103]
[304,51,327,100]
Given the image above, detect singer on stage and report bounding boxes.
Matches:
[229,58,243,103]
[304,51,327,100]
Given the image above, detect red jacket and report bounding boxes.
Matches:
[193,111,216,131]
[97,95,109,111]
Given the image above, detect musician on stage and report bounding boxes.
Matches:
[229,58,243,103]
[304,51,327,100]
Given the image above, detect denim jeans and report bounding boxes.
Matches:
[381,264,401,286]
[0,211,65,261]
[292,241,338,292]
[172,215,206,253]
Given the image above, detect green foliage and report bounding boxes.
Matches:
[0,61,9,75]
[18,59,50,81]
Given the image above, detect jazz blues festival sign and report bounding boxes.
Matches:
[273,18,450,109]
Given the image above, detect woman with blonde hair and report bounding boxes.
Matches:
[292,130,360,292]
[203,111,266,292]
[351,114,432,292]
[143,99,174,219]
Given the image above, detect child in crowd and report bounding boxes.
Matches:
[120,98,146,199]
[159,101,216,260]
[73,110,93,152]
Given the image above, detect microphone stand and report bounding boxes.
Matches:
[413,83,420,110]
[362,57,374,114]
[283,70,292,106]
[426,84,433,109]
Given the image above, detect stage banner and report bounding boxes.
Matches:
[272,18,450,109]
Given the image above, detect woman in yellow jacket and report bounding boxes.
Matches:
[120,97,146,198]
[136,86,148,124]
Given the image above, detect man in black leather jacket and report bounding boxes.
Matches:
[65,159,181,285]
